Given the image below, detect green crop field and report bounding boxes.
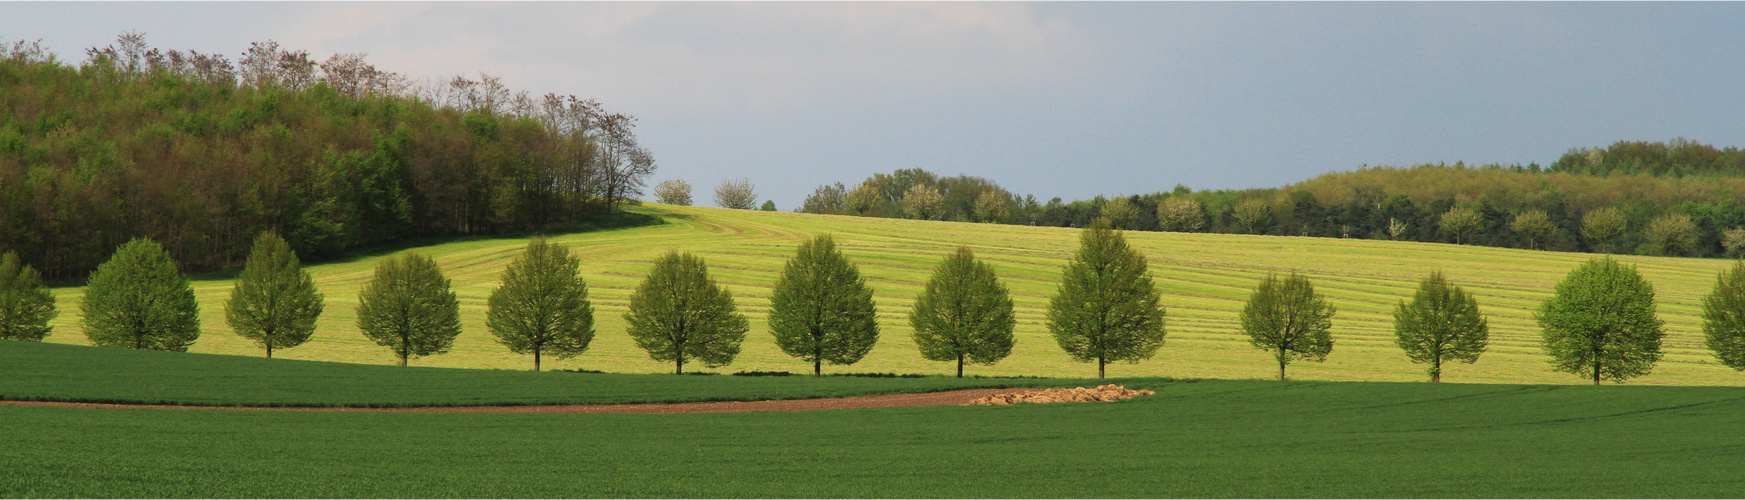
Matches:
[37,204,1745,385]
[5,376,1744,497]
[0,340,1051,407]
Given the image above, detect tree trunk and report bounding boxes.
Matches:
[266,339,273,359]
[1431,358,1440,383]
[1594,360,1602,386]
[534,348,542,372]
[676,356,683,375]
[1278,349,1287,381]
[814,357,822,377]
[1098,357,1106,379]
[957,353,964,378]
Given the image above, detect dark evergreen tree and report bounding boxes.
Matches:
[769,235,880,376]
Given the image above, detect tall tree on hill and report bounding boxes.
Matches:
[81,239,201,351]
[356,253,462,366]
[1643,213,1698,257]
[1581,207,1628,254]
[973,190,1011,223]
[625,251,748,374]
[592,109,657,212]
[1242,272,1335,381]
[1536,257,1663,385]
[0,252,55,342]
[653,179,693,206]
[1101,197,1139,230]
[910,246,1015,377]
[801,183,849,215]
[903,184,946,220]
[1392,272,1488,382]
[225,233,325,358]
[770,235,880,376]
[1701,261,1745,372]
[1157,198,1205,233]
[1047,219,1167,378]
[488,238,595,371]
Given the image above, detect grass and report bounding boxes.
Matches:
[0,340,1051,407]
[5,379,1745,497]
[37,203,1745,385]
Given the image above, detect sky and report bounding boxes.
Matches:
[5,2,1744,208]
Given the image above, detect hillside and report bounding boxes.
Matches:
[38,204,1745,385]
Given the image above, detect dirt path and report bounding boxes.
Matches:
[0,388,1014,414]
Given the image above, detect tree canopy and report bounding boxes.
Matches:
[81,238,201,351]
[356,253,462,366]
[624,251,748,374]
[910,246,1015,377]
[487,238,595,371]
[0,251,55,342]
[1242,272,1335,381]
[768,235,880,376]
[1536,257,1664,384]
[1046,220,1167,378]
[225,232,324,358]
[1392,272,1488,382]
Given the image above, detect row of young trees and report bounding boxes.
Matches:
[778,139,1745,259]
[0,34,656,280]
[5,224,1745,382]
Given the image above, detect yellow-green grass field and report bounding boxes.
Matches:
[40,204,1745,385]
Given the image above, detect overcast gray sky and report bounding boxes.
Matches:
[5,2,1743,208]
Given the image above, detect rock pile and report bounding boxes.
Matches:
[969,384,1154,405]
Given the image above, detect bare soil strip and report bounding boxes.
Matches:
[0,388,1014,414]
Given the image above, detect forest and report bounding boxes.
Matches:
[0,34,656,280]
[796,139,1745,259]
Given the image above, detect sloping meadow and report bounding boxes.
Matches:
[42,204,1745,385]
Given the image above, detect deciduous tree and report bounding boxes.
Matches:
[1242,272,1335,381]
[1536,257,1664,384]
[1232,199,1271,234]
[714,178,758,210]
[653,179,693,206]
[1047,220,1166,378]
[0,252,55,341]
[225,233,324,358]
[1393,271,1487,382]
[1701,261,1745,371]
[801,183,848,215]
[81,239,200,351]
[770,235,879,376]
[1157,198,1204,232]
[903,183,945,220]
[1643,213,1698,257]
[1582,207,1628,253]
[487,238,595,371]
[1510,209,1556,250]
[1101,197,1139,230]
[1439,206,1482,244]
[356,253,462,366]
[625,251,748,374]
[910,246,1014,377]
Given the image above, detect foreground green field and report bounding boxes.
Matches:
[39,204,1745,385]
[0,341,1048,407]
[6,377,1745,497]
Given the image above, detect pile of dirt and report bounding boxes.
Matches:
[969,384,1154,405]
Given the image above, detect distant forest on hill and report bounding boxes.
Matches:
[0,34,657,279]
[796,139,1745,259]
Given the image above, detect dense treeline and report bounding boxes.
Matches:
[0,34,655,279]
[794,139,1745,259]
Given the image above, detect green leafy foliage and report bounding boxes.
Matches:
[487,238,595,371]
[768,235,879,375]
[0,251,54,341]
[1047,220,1166,378]
[1241,272,1335,380]
[1536,257,1664,384]
[1581,207,1628,253]
[1392,272,1488,382]
[355,253,461,366]
[1700,261,1745,371]
[225,232,324,358]
[909,246,1015,377]
[625,251,748,374]
[80,238,200,351]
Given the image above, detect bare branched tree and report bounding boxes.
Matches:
[715,178,758,210]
